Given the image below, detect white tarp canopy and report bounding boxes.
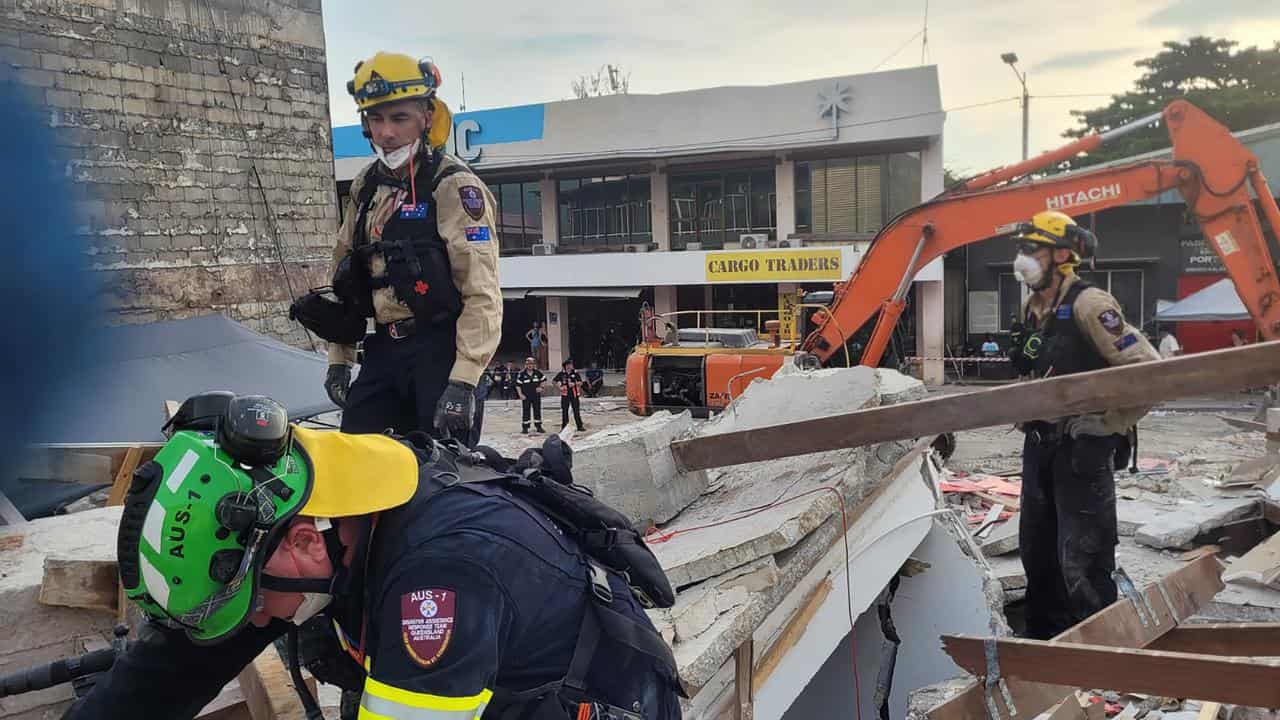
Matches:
[1155,278,1251,322]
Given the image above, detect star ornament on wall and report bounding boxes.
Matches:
[817,81,853,137]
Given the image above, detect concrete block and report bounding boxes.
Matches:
[1135,498,1259,550]
[876,368,928,405]
[669,586,719,643]
[979,515,1019,556]
[571,411,706,528]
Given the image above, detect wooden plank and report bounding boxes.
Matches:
[753,577,832,692]
[1148,623,1280,656]
[1222,531,1280,588]
[106,446,144,507]
[237,648,313,720]
[940,636,1280,709]
[37,558,118,612]
[1198,702,1221,720]
[0,488,27,526]
[673,341,1280,471]
[927,555,1225,720]
[735,639,754,720]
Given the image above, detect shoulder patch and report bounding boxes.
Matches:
[400,588,456,668]
[459,186,485,221]
[1113,333,1138,352]
[1097,309,1124,335]
[1055,304,1072,320]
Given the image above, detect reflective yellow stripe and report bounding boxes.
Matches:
[359,677,492,720]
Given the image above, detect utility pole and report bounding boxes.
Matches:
[1001,52,1029,160]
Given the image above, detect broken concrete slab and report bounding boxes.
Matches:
[874,368,928,405]
[1,507,123,719]
[906,676,974,720]
[980,515,1019,556]
[571,410,707,527]
[1135,497,1260,550]
[987,553,1028,591]
[653,367,915,588]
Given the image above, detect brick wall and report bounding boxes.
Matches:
[0,0,336,348]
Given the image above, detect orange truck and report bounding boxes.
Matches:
[626,100,1280,417]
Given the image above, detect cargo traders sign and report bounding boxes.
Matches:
[705,249,843,282]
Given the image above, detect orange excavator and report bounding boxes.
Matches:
[626,100,1280,416]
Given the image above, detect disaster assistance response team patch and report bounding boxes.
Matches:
[459,186,485,220]
[401,588,456,668]
[1098,309,1124,335]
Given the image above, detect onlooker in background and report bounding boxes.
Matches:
[1158,330,1182,358]
[554,358,586,432]
[1232,328,1249,347]
[489,362,510,401]
[583,362,605,398]
[502,359,519,399]
[981,334,1000,357]
[527,320,548,369]
[515,356,546,434]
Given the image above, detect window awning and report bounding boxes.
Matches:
[501,288,530,300]
[523,287,643,298]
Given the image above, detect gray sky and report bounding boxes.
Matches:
[321,0,1279,175]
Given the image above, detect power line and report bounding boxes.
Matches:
[921,0,929,65]
[198,0,317,352]
[1032,93,1116,99]
[872,29,925,71]
[469,96,1021,164]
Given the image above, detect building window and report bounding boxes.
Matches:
[795,152,920,237]
[997,269,1146,330]
[669,167,775,250]
[490,180,542,255]
[558,175,651,253]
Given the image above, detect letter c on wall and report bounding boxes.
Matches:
[455,119,482,162]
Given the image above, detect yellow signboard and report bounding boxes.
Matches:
[705,249,843,283]
[778,291,800,341]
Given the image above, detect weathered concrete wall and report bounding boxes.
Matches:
[0,0,336,346]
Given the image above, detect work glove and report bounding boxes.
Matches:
[325,364,351,409]
[1065,413,1112,438]
[433,380,476,439]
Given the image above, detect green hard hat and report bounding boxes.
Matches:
[117,429,312,644]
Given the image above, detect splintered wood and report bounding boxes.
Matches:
[927,554,1226,720]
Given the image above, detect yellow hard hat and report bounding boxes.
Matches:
[347,52,453,148]
[1013,210,1097,260]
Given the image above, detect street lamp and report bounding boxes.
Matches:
[1002,52,1029,161]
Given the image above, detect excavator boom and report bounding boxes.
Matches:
[802,100,1280,366]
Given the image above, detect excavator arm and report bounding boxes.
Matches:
[802,100,1280,366]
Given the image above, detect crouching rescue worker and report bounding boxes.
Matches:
[65,392,683,720]
[1007,211,1160,639]
[291,52,501,443]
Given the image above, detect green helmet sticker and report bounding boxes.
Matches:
[118,430,312,644]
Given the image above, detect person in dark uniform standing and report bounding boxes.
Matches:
[554,358,586,432]
[65,395,683,720]
[515,356,546,434]
[308,52,501,444]
[1007,211,1160,639]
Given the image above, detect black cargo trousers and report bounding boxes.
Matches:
[1018,429,1119,639]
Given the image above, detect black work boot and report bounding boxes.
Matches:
[535,424,545,433]
[521,425,529,434]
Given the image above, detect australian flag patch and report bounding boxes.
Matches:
[465,226,491,243]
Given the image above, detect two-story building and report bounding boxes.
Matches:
[332,66,948,382]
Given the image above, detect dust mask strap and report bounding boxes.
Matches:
[375,138,420,170]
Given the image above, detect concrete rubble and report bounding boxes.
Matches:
[570,409,707,527]
[0,507,122,719]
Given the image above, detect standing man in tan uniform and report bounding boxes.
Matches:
[1007,210,1159,639]
[317,52,501,443]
